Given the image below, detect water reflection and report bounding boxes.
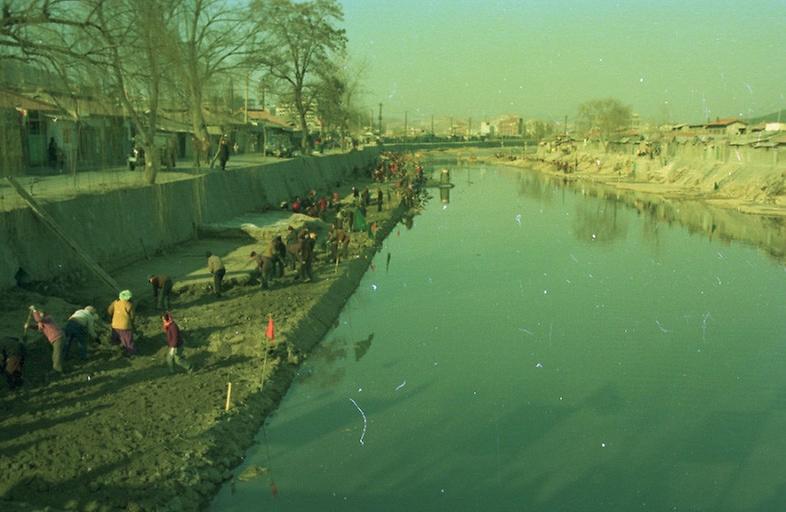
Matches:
[511,166,786,261]
[517,170,559,205]
[439,186,450,204]
[353,333,374,361]
[572,201,628,244]
[295,338,348,388]
[295,332,376,388]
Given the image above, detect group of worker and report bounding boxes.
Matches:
[2,154,428,392]
[0,282,194,388]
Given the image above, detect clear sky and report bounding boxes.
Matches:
[341,0,786,125]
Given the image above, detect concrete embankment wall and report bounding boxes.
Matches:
[0,149,379,290]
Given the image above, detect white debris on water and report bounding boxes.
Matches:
[535,362,543,368]
[348,398,368,446]
[701,312,712,341]
[515,213,522,226]
[655,320,670,333]
[395,381,406,391]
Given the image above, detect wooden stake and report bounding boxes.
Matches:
[225,382,232,411]
[334,254,340,274]
[261,348,269,386]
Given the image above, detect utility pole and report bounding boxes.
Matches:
[564,115,568,137]
[378,103,383,137]
[404,111,408,140]
[431,115,435,136]
[450,117,454,137]
[468,117,472,139]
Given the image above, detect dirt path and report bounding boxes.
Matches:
[0,181,410,511]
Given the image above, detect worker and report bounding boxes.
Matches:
[285,226,300,271]
[270,236,287,278]
[108,290,135,357]
[1,336,25,390]
[249,251,274,289]
[328,224,350,261]
[377,188,384,212]
[161,312,192,374]
[148,274,173,311]
[299,231,317,282]
[64,305,98,360]
[361,187,371,208]
[28,305,65,373]
[206,252,226,297]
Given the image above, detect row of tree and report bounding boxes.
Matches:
[0,0,362,183]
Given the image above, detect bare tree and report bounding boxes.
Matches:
[314,58,368,143]
[576,98,633,142]
[251,0,346,152]
[175,0,255,168]
[93,0,181,183]
[0,0,181,184]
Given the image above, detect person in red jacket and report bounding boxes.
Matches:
[28,305,65,374]
[161,312,192,374]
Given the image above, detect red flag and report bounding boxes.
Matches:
[265,315,275,343]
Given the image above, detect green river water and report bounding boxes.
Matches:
[211,164,786,512]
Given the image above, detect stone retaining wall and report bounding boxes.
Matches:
[0,149,379,289]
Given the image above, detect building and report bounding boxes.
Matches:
[246,109,297,153]
[274,101,321,133]
[479,121,495,137]
[765,122,786,132]
[705,117,747,136]
[1,89,132,174]
[496,115,523,137]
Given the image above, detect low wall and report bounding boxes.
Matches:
[0,148,379,289]
[580,139,785,168]
[383,139,533,152]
